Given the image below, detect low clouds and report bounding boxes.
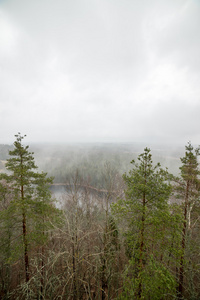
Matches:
[0,0,200,145]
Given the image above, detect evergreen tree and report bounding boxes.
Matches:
[0,133,59,290]
[176,142,200,299]
[113,148,179,299]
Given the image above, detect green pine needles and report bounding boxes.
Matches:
[113,148,181,299]
[0,133,60,287]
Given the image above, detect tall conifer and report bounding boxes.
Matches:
[177,143,200,299]
[113,148,178,299]
[0,133,58,287]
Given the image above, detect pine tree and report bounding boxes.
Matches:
[0,133,59,289]
[177,142,200,299]
[113,148,179,299]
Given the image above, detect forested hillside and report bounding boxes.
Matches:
[27,142,182,188]
[0,135,199,299]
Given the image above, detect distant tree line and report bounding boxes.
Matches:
[32,144,181,189]
[0,134,199,299]
[0,145,13,160]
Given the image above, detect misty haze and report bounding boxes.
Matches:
[0,0,200,145]
[1,0,200,299]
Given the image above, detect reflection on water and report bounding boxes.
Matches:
[50,184,113,209]
[50,185,69,208]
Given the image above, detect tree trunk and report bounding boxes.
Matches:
[40,246,44,299]
[138,192,146,299]
[178,181,189,299]
[22,211,29,283]
[21,181,29,283]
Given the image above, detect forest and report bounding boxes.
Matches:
[0,134,200,300]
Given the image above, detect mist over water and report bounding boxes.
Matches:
[0,141,188,192]
[41,141,184,211]
[30,142,183,184]
[1,1,200,297]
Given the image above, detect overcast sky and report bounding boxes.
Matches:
[0,0,200,145]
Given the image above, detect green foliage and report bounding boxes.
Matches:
[0,133,61,285]
[119,256,177,300]
[180,142,200,181]
[176,142,200,299]
[112,148,181,299]
[122,147,172,207]
[0,140,199,299]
